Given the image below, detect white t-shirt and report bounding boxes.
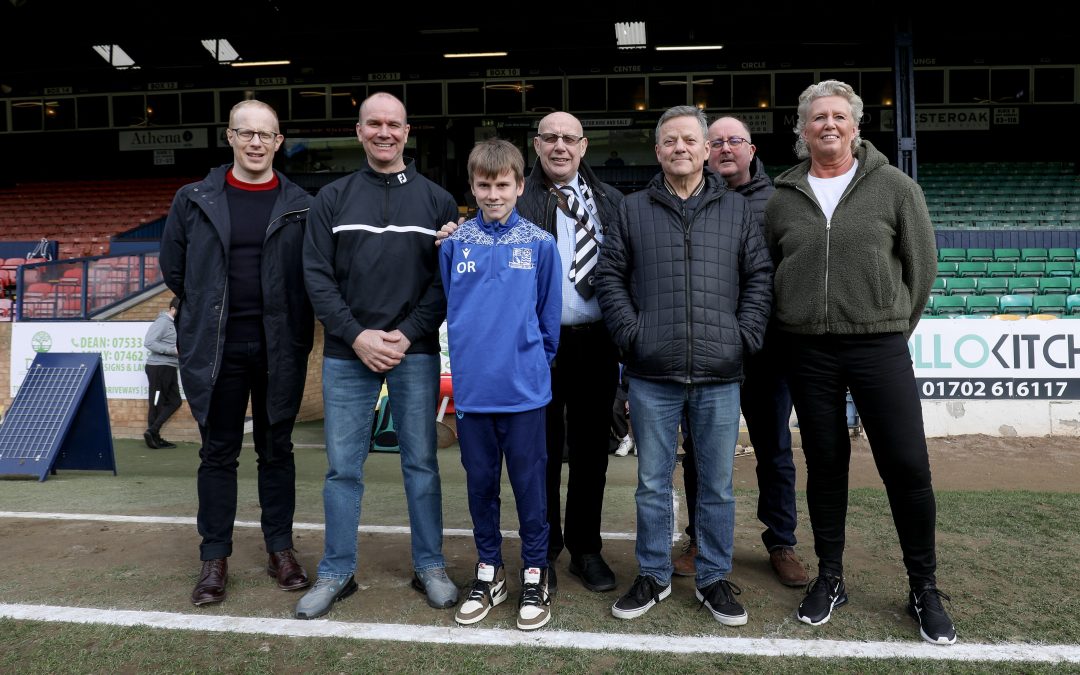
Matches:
[807,159,859,222]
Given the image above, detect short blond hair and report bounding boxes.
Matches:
[228,99,279,130]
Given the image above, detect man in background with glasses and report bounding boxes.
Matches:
[673,116,809,589]
[161,99,315,607]
[517,112,624,596]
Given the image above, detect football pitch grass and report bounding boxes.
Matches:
[1,423,1078,673]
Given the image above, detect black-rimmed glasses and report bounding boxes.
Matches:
[230,128,281,143]
[537,132,583,145]
[709,136,749,149]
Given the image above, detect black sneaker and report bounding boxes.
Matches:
[908,585,957,645]
[695,579,747,626]
[143,430,160,449]
[797,573,847,626]
[611,574,670,620]
[155,434,177,449]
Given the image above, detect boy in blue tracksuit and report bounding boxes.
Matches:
[439,138,561,631]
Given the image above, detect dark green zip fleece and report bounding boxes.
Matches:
[764,140,936,338]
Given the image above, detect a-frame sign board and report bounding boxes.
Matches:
[0,352,116,481]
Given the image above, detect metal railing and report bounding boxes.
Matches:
[14,251,163,321]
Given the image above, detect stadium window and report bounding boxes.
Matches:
[649,75,688,110]
[568,77,606,112]
[292,87,329,120]
[330,86,365,119]
[991,69,1030,103]
[861,71,895,107]
[146,93,180,126]
[820,72,859,89]
[181,91,215,124]
[43,98,75,131]
[949,68,989,104]
[774,72,815,108]
[112,94,147,127]
[525,78,561,113]
[693,74,731,110]
[447,81,484,115]
[406,82,442,116]
[732,74,770,109]
[485,81,524,114]
[608,77,646,112]
[914,69,945,104]
[11,99,42,131]
[77,96,109,128]
[1034,67,1074,103]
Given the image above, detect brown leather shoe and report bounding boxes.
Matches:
[672,539,697,577]
[268,549,311,591]
[770,546,810,587]
[192,558,228,606]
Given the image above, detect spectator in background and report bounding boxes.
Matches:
[605,151,626,167]
[764,80,954,645]
[674,116,809,589]
[160,99,315,608]
[298,92,459,620]
[143,295,181,449]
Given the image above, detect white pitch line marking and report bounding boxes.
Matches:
[0,511,636,541]
[2,603,1077,663]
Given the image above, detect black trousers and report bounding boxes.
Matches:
[145,364,182,434]
[196,341,298,561]
[545,321,619,558]
[779,330,938,587]
[682,336,799,550]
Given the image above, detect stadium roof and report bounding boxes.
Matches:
[1,2,1075,97]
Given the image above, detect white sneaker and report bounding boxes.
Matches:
[455,562,507,625]
[517,567,552,630]
[615,435,635,457]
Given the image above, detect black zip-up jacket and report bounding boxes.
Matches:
[737,154,776,228]
[159,164,314,426]
[517,158,624,239]
[303,160,457,359]
[595,169,773,383]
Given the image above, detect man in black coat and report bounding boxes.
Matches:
[517,112,624,595]
[596,106,772,626]
[160,99,314,607]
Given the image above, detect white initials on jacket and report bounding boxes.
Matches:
[456,247,477,273]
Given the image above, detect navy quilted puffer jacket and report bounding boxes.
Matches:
[595,169,773,384]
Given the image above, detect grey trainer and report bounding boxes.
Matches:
[294,575,358,620]
[411,567,459,609]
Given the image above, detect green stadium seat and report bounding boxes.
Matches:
[938,247,966,262]
[1067,294,1080,315]
[1006,277,1039,295]
[975,278,1008,295]
[999,294,1034,316]
[937,262,958,277]
[1044,261,1074,278]
[1033,295,1067,316]
[930,278,946,295]
[1049,248,1076,262]
[933,296,965,316]
[994,248,1021,262]
[986,262,1016,277]
[945,277,977,295]
[1015,262,1045,277]
[923,296,934,315]
[1072,278,1080,295]
[966,248,994,262]
[956,262,987,278]
[965,295,1000,315]
[1021,247,1049,262]
[1038,277,1071,294]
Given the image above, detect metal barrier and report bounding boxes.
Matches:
[14,252,163,321]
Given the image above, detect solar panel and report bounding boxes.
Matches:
[0,352,115,481]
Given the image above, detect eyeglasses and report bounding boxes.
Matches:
[709,136,750,149]
[537,132,583,145]
[230,128,281,143]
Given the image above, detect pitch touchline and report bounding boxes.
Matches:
[1,603,1077,663]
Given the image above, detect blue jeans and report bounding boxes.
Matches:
[629,377,740,588]
[317,353,445,580]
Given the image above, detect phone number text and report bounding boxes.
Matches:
[916,378,1078,399]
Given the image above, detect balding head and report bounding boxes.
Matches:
[533,111,588,185]
[707,116,756,188]
[356,92,410,173]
